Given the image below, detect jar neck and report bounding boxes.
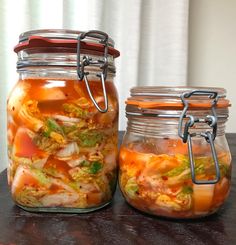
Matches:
[126,112,228,138]
[17,48,116,80]
[17,66,115,81]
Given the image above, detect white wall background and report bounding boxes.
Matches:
[188,0,236,132]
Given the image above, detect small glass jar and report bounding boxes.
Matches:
[119,86,231,218]
[7,29,120,213]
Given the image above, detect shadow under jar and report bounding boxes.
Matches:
[119,86,232,218]
[7,29,120,213]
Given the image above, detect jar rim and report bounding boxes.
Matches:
[130,86,227,96]
[18,29,115,46]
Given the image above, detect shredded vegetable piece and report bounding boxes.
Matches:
[124,178,139,199]
[89,161,103,174]
[78,131,104,147]
[63,103,88,118]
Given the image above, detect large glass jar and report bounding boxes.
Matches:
[7,29,120,213]
[119,86,231,218]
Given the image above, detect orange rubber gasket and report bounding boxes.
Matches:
[126,99,231,109]
[14,36,120,58]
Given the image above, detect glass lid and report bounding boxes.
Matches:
[126,86,230,110]
[14,29,120,58]
[18,29,115,47]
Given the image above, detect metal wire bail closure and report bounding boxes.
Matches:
[178,90,221,185]
[77,30,109,113]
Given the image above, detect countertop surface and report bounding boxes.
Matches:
[0,133,236,245]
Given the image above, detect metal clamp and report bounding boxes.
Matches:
[77,30,109,113]
[187,132,221,184]
[178,90,220,185]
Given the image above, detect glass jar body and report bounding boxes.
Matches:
[119,116,231,219]
[7,67,119,213]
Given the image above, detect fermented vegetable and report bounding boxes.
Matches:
[119,141,231,218]
[7,78,118,210]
